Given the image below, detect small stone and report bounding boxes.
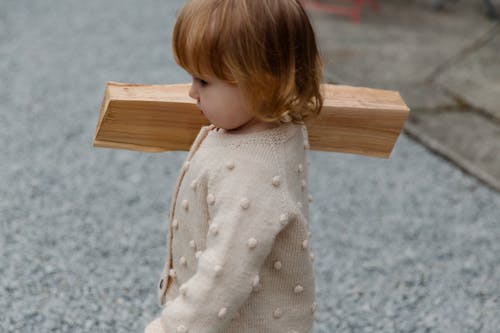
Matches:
[274,260,282,270]
[240,198,250,209]
[294,284,304,293]
[207,193,216,205]
[272,176,281,187]
[226,160,235,170]
[218,307,227,318]
[273,307,283,318]
[247,237,257,248]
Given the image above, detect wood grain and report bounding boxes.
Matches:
[93,81,410,158]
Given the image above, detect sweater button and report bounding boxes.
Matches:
[226,160,235,170]
[181,199,189,211]
[273,307,283,318]
[272,175,281,187]
[273,260,282,270]
[207,193,216,205]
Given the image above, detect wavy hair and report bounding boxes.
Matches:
[172,0,324,124]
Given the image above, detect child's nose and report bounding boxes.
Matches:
[188,81,199,101]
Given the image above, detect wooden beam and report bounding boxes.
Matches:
[93,81,410,158]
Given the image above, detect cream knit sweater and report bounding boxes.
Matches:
[145,122,316,333]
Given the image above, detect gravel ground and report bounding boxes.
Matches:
[1,1,499,332]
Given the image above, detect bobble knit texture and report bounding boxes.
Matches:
[148,122,316,333]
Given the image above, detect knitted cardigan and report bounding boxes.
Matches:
[146,122,316,333]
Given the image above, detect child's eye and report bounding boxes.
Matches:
[194,77,208,87]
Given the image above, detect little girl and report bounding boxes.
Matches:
[145,0,323,332]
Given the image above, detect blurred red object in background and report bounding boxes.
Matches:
[300,0,380,22]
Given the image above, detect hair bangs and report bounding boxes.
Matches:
[172,1,236,82]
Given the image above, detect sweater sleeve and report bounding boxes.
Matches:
[159,155,293,333]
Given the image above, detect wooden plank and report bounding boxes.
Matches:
[93,81,410,158]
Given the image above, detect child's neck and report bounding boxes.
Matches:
[224,118,281,135]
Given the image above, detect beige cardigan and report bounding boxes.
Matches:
[147,122,317,333]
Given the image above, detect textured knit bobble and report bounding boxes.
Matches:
[298,164,303,173]
[273,308,283,318]
[182,199,189,211]
[240,198,250,209]
[195,250,202,259]
[279,213,288,226]
[172,219,179,230]
[247,237,257,248]
[189,240,196,249]
[214,265,223,276]
[180,283,188,296]
[169,269,176,278]
[207,193,216,205]
[274,260,282,270]
[302,239,309,249]
[252,275,260,287]
[209,223,219,236]
[294,284,304,293]
[218,307,227,319]
[272,176,281,187]
[179,256,187,266]
[301,179,307,190]
[176,325,188,332]
[226,160,235,170]
[190,179,197,190]
[308,193,313,203]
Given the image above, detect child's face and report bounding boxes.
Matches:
[188,74,259,132]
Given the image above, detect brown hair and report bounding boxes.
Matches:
[172,0,323,124]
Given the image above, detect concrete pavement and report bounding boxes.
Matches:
[308,0,500,192]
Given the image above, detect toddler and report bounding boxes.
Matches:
[145,0,323,332]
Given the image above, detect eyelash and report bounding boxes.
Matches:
[194,77,208,87]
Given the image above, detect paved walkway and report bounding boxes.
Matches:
[309,0,500,192]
